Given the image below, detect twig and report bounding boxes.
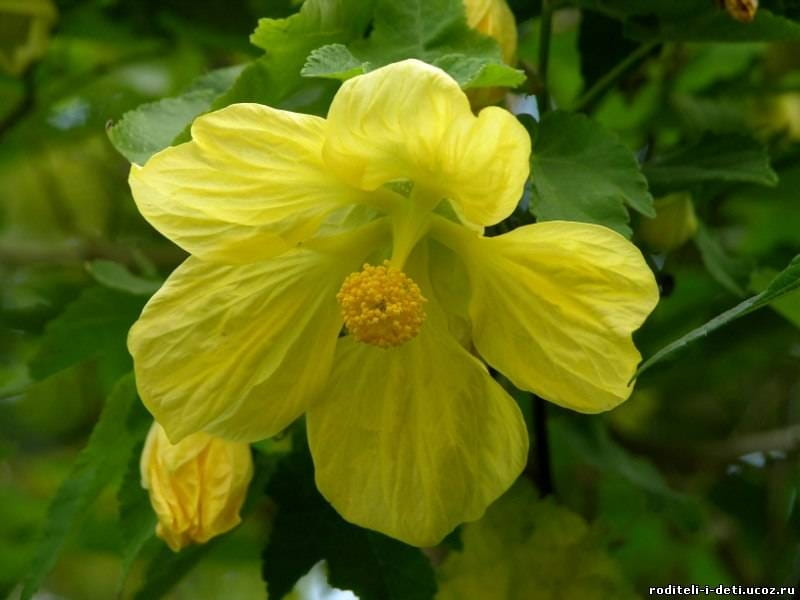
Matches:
[0,68,36,140]
[537,0,555,114]
[572,41,658,114]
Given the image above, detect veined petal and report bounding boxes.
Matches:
[128,249,351,443]
[322,59,530,226]
[306,251,528,546]
[439,220,659,413]
[130,103,363,263]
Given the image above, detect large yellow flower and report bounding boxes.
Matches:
[127,59,659,547]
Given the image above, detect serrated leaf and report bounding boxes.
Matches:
[637,254,800,376]
[117,439,157,596]
[262,446,436,600]
[643,135,778,192]
[20,374,149,600]
[693,223,749,297]
[528,111,654,237]
[88,260,161,296]
[302,43,370,79]
[107,66,242,165]
[301,0,524,89]
[28,286,146,381]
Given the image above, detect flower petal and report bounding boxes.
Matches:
[130,103,363,263]
[306,258,528,546]
[442,220,659,412]
[128,249,350,443]
[322,59,530,226]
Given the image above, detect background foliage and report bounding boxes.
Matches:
[2,0,800,598]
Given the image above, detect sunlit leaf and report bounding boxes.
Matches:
[88,260,161,296]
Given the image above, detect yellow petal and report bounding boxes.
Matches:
[129,103,363,263]
[306,250,528,546]
[140,422,253,552]
[463,0,518,65]
[129,249,350,442]
[322,59,530,226]
[437,220,659,412]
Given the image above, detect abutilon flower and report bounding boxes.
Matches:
[127,59,658,546]
[140,422,253,551]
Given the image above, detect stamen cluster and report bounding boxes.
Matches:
[337,261,427,348]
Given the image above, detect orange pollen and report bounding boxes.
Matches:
[336,261,427,348]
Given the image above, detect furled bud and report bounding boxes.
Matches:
[463,0,518,107]
[637,192,698,253]
[719,0,758,23]
[140,422,254,552]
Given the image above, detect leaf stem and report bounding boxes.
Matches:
[537,0,555,114]
[572,41,658,114]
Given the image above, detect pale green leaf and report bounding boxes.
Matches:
[302,43,370,79]
[107,66,242,165]
[88,260,161,296]
[693,223,749,297]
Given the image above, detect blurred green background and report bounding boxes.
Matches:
[2,0,800,598]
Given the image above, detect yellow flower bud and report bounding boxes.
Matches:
[752,93,800,142]
[637,192,698,253]
[463,0,518,107]
[140,422,254,552]
[718,0,758,23]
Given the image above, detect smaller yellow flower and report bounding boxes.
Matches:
[463,0,518,107]
[638,192,698,253]
[140,422,253,552]
[463,0,517,65]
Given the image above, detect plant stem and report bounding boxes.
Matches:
[572,41,658,113]
[537,0,555,114]
[532,394,554,496]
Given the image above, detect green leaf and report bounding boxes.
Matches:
[88,260,161,296]
[643,135,778,192]
[117,439,157,596]
[28,286,146,381]
[302,43,371,79]
[750,268,800,328]
[637,254,800,376]
[634,9,800,42]
[528,111,654,237]
[693,223,749,297]
[301,0,525,89]
[262,445,437,600]
[107,66,242,164]
[20,374,149,600]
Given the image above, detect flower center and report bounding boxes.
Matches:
[337,261,427,348]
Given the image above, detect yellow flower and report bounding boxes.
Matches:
[140,422,254,552]
[128,59,658,546]
[637,192,698,253]
[463,0,517,65]
[462,0,518,106]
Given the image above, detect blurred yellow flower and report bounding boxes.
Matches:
[462,0,518,106]
[637,192,698,253]
[140,422,253,552]
[128,59,658,546]
[463,0,517,65]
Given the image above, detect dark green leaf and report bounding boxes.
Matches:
[107,66,242,164]
[28,286,146,380]
[638,254,800,376]
[643,135,778,192]
[21,374,149,600]
[633,9,800,42]
[117,439,157,596]
[693,223,749,297]
[88,260,161,296]
[263,446,437,600]
[529,111,654,237]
